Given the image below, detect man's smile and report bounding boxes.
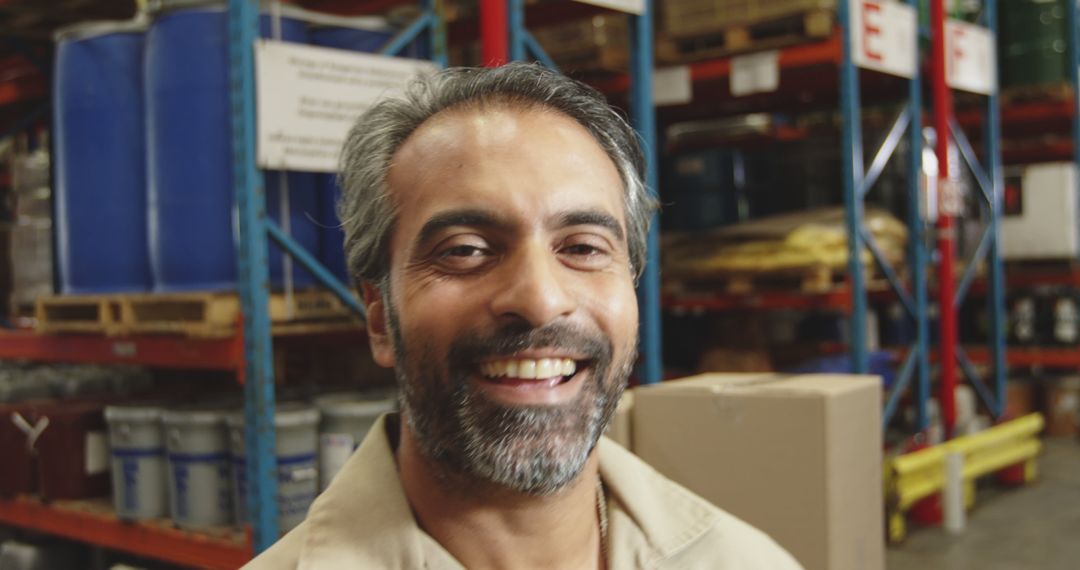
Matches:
[472,355,593,405]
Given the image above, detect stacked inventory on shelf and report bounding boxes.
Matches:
[0,359,396,567]
[0,0,445,563]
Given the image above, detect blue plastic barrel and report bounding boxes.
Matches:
[146,6,319,291]
[309,21,396,284]
[54,21,152,294]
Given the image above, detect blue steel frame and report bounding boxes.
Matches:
[949,0,1006,419]
[228,0,447,552]
[506,0,663,385]
[838,0,931,430]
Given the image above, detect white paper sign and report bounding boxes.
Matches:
[256,40,439,172]
[572,0,644,15]
[946,20,996,95]
[654,66,692,106]
[730,51,779,96]
[850,0,917,79]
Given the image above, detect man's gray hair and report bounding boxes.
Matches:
[337,62,657,284]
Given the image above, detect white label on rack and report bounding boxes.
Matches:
[85,431,109,475]
[850,0,917,79]
[730,51,779,97]
[256,40,439,173]
[946,20,996,95]
[654,66,692,106]
[572,0,644,15]
[111,341,136,358]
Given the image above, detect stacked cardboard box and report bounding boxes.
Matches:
[610,373,884,570]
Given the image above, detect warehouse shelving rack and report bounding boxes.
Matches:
[590,1,1011,437]
[594,2,933,431]
[227,0,447,552]
[0,1,444,563]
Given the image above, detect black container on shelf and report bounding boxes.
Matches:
[661,148,743,232]
[879,301,914,348]
[1044,287,1080,347]
[1007,289,1042,346]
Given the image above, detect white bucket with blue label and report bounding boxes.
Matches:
[227,404,319,534]
[315,392,396,491]
[162,408,233,530]
[105,405,167,521]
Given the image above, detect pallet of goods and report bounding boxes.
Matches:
[663,207,908,295]
[35,290,361,338]
[657,0,834,64]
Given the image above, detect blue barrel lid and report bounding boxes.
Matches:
[304,12,393,33]
[225,402,320,429]
[105,405,164,423]
[54,18,148,43]
[146,0,310,19]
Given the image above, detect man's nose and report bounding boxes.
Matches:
[489,243,576,328]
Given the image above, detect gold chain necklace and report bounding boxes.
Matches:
[596,479,609,564]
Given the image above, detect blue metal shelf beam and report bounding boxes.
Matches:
[949,1,1006,420]
[228,0,279,550]
[838,0,930,430]
[629,3,662,385]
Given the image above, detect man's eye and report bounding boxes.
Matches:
[562,244,602,256]
[441,245,487,258]
[559,237,613,270]
[433,242,495,273]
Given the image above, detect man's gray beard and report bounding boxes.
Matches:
[387,302,634,496]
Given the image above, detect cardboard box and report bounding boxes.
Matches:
[632,373,883,570]
[1045,376,1080,437]
[603,391,634,449]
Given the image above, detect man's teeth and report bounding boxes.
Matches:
[480,358,577,380]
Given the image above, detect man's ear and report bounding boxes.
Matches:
[361,280,396,368]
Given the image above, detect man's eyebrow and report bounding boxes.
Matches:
[553,209,625,242]
[415,209,508,248]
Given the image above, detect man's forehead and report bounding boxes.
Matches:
[386,105,624,209]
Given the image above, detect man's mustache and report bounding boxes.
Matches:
[448,322,612,368]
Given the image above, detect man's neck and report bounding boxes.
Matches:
[396,421,604,570]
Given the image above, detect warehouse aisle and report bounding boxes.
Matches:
[886,438,1080,570]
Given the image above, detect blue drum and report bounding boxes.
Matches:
[309,19,396,284]
[54,21,152,293]
[146,5,318,291]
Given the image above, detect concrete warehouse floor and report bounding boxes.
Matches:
[885,437,1080,570]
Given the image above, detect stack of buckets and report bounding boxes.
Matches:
[53,4,412,294]
[103,389,394,534]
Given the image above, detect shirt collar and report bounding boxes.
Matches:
[298,415,718,568]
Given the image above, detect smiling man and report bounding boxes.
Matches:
[248,63,800,569]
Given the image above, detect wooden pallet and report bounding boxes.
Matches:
[35,295,126,335]
[667,264,849,295]
[36,290,361,338]
[657,9,833,64]
[666,259,902,296]
[1000,83,1073,107]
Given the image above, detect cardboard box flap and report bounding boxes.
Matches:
[634,373,779,394]
[725,374,882,397]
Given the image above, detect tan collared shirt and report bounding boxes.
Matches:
[246,415,802,569]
